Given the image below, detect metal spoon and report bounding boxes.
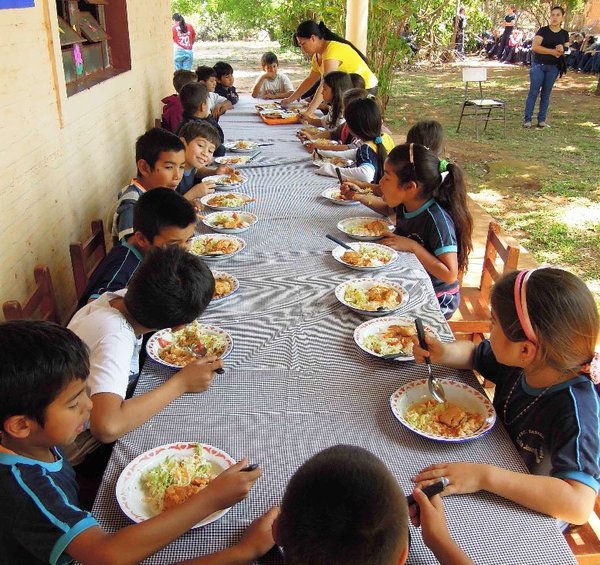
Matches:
[335,167,344,185]
[414,318,446,404]
[185,346,225,374]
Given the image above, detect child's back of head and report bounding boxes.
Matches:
[387,143,473,272]
[323,71,353,128]
[406,120,445,157]
[133,188,196,244]
[349,72,366,89]
[173,70,197,94]
[124,246,214,330]
[196,65,216,82]
[180,82,208,115]
[0,320,89,427]
[491,268,599,377]
[277,445,408,565]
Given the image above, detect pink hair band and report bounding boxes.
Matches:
[514,269,538,344]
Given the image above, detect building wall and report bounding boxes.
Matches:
[0,2,173,321]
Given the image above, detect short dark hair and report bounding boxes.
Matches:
[180,82,208,115]
[124,246,215,330]
[406,119,445,157]
[196,65,216,82]
[0,321,89,427]
[173,70,197,94]
[178,120,221,149]
[277,445,408,565]
[135,128,185,170]
[348,72,365,89]
[213,61,233,78]
[261,51,278,66]
[551,5,565,15]
[133,188,196,242]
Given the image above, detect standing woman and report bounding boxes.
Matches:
[496,6,516,59]
[172,13,196,71]
[523,6,569,128]
[281,20,378,116]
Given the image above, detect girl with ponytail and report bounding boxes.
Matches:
[282,20,378,117]
[342,143,473,319]
[172,13,196,71]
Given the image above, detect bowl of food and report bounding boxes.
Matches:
[353,316,436,361]
[337,217,395,241]
[390,379,496,442]
[312,156,353,167]
[332,242,398,271]
[209,271,239,306]
[335,278,408,317]
[146,321,233,369]
[224,140,258,153]
[321,187,359,206]
[202,211,257,234]
[303,138,338,147]
[116,442,235,527]
[213,155,251,166]
[189,234,245,261]
[200,192,255,211]
[202,172,248,189]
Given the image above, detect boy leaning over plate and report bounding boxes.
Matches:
[0,319,277,565]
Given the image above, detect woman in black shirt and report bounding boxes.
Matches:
[523,6,569,128]
[496,6,516,59]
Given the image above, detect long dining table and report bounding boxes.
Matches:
[92,95,576,564]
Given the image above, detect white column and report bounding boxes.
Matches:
[345,0,368,54]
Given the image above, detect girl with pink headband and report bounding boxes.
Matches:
[412,267,599,525]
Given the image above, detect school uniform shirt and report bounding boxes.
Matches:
[0,446,98,565]
[176,167,198,196]
[112,179,146,244]
[310,41,378,90]
[475,340,600,492]
[215,83,239,105]
[76,242,142,310]
[161,93,184,133]
[66,290,141,465]
[177,114,226,157]
[394,198,459,297]
[207,91,229,113]
[533,26,570,65]
[253,72,293,98]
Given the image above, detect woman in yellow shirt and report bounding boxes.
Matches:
[282,20,378,116]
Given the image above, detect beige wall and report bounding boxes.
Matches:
[0,1,173,321]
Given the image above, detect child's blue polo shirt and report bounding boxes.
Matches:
[0,447,97,564]
[475,340,600,492]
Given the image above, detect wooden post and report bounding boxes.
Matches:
[345,0,368,55]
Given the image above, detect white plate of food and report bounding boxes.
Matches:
[224,140,259,153]
[332,242,398,271]
[390,379,496,442]
[200,192,255,211]
[321,187,359,206]
[210,271,239,305]
[260,109,298,119]
[202,211,257,234]
[146,321,233,369]
[213,156,251,166]
[303,138,339,147]
[335,278,408,317]
[312,156,353,167]
[189,234,246,261]
[337,217,395,241]
[202,172,248,189]
[115,442,236,527]
[353,316,437,361]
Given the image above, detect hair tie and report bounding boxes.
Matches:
[439,159,449,173]
[513,269,538,344]
[374,135,382,144]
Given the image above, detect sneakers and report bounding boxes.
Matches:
[537,122,550,128]
[523,121,532,128]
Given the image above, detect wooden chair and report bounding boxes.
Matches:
[70,219,107,302]
[564,496,600,564]
[154,118,162,128]
[2,265,60,323]
[449,221,520,341]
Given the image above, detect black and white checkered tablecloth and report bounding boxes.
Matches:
[92,96,575,564]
